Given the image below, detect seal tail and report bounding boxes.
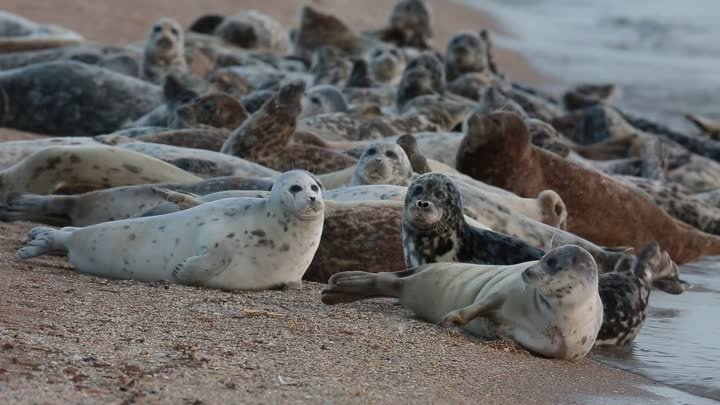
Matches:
[0,193,74,226]
[16,226,72,260]
[320,271,403,305]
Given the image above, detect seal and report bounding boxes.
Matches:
[292,6,374,60]
[396,53,445,108]
[140,18,189,85]
[367,43,406,85]
[96,137,280,178]
[0,61,163,136]
[0,176,274,227]
[370,0,433,49]
[221,80,356,173]
[169,92,249,130]
[0,145,200,203]
[0,44,140,77]
[0,11,83,52]
[213,10,290,52]
[350,143,414,186]
[0,137,101,169]
[16,170,324,291]
[321,244,603,361]
[445,30,496,82]
[686,113,720,140]
[299,85,350,119]
[616,176,720,236]
[596,241,689,345]
[310,46,352,86]
[396,134,431,174]
[456,111,720,263]
[403,173,545,267]
[131,128,232,151]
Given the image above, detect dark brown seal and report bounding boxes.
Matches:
[456,111,720,264]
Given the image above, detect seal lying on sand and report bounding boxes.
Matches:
[457,111,720,263]
[0,145,200,203]
[16,171,324,291]
[0,61,163,136]
[0,11,83,52]
[322,245,603,361]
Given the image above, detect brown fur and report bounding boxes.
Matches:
[303,200,404,282]
[456,112,720,264]
[135,128,231,151]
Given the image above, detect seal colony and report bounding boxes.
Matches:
[1,1,710,363]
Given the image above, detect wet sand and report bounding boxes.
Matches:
[0,1,690,404]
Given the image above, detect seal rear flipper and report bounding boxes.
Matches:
[16,226,71,260]
[0,192,73,226]
[321,271,402,305]
[170,251,231,285]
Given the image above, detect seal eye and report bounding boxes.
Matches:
[170,27,180,36]
[310,96,321,105]
[385,150,397,159]
[412,185,424,196]
[289,185,302,193]
[372,49,383,58]
[434,191,446,199]
[310,185,319,192]
[546,258,557,269]
[152,25,162,33]
[389,48,399,57]
[366,148,377,156]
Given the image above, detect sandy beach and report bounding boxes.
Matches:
[0,1,690,404]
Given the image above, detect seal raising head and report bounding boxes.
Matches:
[445,32,488,81]
[141,18,188,85]
[402,173,544,267]
[396,53,445,107]
[351,143,414,186]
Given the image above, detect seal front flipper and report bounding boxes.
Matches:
[170,250,231,285]
[440,295,504,327]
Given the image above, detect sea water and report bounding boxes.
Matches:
[464,0,720,401]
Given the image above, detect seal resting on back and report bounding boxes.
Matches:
[16,171,324,291]
[456,111,720,264]
[322,245,603,361]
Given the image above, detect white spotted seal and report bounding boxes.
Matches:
[141,18,189,85]
[0,145,200,203]
[16,170,324,291]
[322,245,603,361]
[0,61,163,136]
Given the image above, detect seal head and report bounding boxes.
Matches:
[351,143,414,186]
[396,53,445,108]
[269,170,325,221]
[141,18,188,84]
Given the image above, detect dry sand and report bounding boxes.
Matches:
[0,1,676,404]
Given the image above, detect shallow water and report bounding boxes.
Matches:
[464,0,720,401]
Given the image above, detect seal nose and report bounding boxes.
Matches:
[157,37,173,49]
[309,196,316,202]
[416,200,430,209]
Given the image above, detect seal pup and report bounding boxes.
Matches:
[0,61,163,136]
[457,111,720,263]
[0,145,200,203]
[17,170,324,291]
[403,173,545,267]
[351,143,414,186]
[140,18,189,85]
[322,245,603,361]
[596,241,689,346]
